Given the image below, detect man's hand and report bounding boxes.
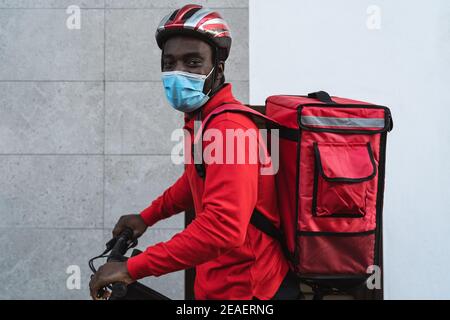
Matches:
[113,214,148,240]
[89,261,134,300]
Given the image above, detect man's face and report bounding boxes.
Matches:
[162,35,214,75]
[161,35,224,94]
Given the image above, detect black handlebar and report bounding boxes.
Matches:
[107,228,133,300]
[109,228,133,260]
[90,227,171,300]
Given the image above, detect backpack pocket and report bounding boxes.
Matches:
[312,142,377,218]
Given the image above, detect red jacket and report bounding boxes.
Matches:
[127,83,289,300]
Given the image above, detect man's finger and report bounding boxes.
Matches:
[112,226,122,238]
[102,289,111,300]
[89,274,103,300]
[112,220,124,237]
[89,275,96,300]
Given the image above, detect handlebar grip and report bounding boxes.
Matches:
[108,228,133,260]
[107,228,133,300]
[109,282,128,300]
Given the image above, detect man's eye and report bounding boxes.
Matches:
[187,60,202,67]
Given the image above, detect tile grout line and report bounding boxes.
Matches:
[102,4,106,232]
[0,226,183,231]
[0,7,248,10]
[0,80,249,83]
[0,153,176,156]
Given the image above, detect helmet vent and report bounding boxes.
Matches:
[183,7,202,20]
[168,9,179,22]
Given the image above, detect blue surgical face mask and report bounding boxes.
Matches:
[162,68,215,113]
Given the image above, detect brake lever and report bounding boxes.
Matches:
[104,231,137,255]
[103,237,117,255]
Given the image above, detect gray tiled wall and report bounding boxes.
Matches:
[0,0,248,300]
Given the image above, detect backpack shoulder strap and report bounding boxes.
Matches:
[192,103,275,178]
[199,103,276,133]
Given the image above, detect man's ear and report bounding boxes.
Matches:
[215,61,225,84]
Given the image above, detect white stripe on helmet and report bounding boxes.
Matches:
[197,18,228,31]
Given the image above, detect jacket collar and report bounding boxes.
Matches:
[184,83,241,129]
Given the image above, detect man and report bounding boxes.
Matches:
[89,4,299,300]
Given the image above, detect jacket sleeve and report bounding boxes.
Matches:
[139,171,194,227]
[127,117,259,279]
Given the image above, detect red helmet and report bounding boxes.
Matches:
[155,4,232,61]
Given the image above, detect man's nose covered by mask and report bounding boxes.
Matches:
[161,67,215,113]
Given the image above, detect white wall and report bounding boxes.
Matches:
[250,0,450,299]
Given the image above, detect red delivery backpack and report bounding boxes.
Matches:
[193,91,393,298]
